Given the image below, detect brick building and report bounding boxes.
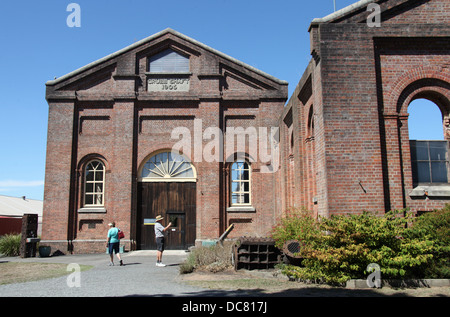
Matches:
[280,0,450,218]
[42,28,288,253]
[42,0,450,253]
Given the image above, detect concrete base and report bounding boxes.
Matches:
[346,279,450,289]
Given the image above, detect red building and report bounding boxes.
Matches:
[42,0,450,253]
[42,28,287,253]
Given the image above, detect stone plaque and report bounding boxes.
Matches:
[148,77,190,92]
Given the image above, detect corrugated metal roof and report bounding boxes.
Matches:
[0,195,43,218]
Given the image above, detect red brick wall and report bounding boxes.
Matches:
[42,30,287,253]
[282,0,450,218]
[41,101,75,243]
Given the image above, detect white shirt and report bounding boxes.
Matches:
[154,222,165,238]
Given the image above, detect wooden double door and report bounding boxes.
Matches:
[137,182,196,250]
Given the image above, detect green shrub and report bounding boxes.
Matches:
[0,234,22,256]
[409,204,450,246]
[272,209,445,285]
[271,208,321,250]
[405,204,450,278]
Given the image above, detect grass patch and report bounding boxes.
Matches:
[185,277,295,292]
[0,262,93,285]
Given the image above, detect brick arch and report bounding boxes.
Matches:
[387,65,450,115]
[382,71,450,213]
[397,78,450,116]
[395,75,450,144]
[381,67,450,212]
[77,153,109,172]
[224,151,257,165]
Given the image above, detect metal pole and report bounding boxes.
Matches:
[334,0,336,11]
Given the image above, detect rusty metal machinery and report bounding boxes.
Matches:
[233,237,281,270]
[282,239,304,266]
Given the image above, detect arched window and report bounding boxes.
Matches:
[84,160,105,206]
[230,160,251,206]
[140,151,196,182]
[307,106,315,138]
[409,99,448,184]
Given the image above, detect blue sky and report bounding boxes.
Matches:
[0,0,444,200]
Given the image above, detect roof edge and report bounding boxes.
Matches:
[46,28,172,86]
[309,0,376,27]
[46,28,288,86]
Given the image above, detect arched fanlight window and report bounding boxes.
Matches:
[140,151,196,182]
[230,160,251,206]
[84,160,105,206]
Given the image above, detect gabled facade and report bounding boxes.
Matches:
[281,0,450,217]
[42,29,288,253]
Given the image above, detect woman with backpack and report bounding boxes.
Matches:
[107,222,124,266]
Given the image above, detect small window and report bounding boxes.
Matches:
[231,160,251,206]
[149,49,189,73]
[410,140,448,184]
[84,160,105,206]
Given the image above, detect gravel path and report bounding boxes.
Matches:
[1,251,449,298]
[0,251,220,297]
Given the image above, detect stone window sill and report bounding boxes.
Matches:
[409,185,450,198]
[226,206,256,213]
[78,207,107,213]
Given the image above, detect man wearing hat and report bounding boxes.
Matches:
[154,215,172,267]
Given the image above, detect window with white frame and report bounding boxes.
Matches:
[84,160,105,206]
[231,160,251,206]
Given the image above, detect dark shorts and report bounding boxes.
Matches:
[156,237,165,252]
[108,242,120,254]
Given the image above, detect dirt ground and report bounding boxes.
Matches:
[179,268,450,297]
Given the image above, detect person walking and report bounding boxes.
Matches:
[154,215,172,267]
[107,222,123,266]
